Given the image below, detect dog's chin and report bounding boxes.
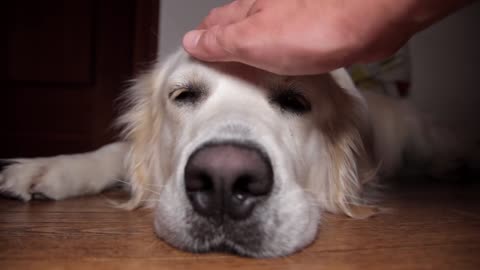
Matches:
[153,202,321,258]
[153,212,266,257]
[158,224,264,257]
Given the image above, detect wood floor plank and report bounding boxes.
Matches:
[1,181,479,269]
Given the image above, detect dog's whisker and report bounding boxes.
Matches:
[115,178,164,187]
[281,188,363,211]
[115,179,164,197]
[145,238,161,251]
[114,179,132,186]
[144,183,166,188]
[300,186,363,201]
[137,188,163,196]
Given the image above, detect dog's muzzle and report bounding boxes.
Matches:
[184,142,273,221]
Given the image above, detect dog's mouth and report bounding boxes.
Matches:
[183,215,268,257]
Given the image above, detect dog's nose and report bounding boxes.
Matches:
[184,143,273,220]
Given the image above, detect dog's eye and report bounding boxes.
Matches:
[169,87,203,105]
[271,91,311,114]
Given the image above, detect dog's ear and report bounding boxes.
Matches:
[117,70,161,209]
[324,121,376,218]
[116,50,188,209]
[310,69,377,217]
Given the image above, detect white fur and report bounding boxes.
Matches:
[0,49,456,257]
[0,142,128,200]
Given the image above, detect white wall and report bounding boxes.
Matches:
[158,0,230,59]
[409,2,480,136]
[159,1,480,136]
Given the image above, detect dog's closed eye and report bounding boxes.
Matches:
[169,84,204,105]
[271,90,311,115]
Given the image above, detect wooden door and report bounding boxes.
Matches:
[1,0,159,158]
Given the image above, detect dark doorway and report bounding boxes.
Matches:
[1,0,159,157]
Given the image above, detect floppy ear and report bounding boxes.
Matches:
[311,69,377,217]
[116,50,188,209]
[324,118,376,218]
[116,70,163,209]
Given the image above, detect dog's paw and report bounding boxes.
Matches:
[0,159,52,201]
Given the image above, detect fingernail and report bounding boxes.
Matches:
[183,30,202,50]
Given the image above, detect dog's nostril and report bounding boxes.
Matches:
[233,174,252,194]
[184,142,273,221]
[233,174,271,198]
[185,172,213,192]
[185,172,218,217]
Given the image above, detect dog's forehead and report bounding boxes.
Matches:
[167,57,297,88]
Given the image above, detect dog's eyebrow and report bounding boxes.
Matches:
[269,78,304,93]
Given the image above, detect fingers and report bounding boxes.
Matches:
[184,0,262,62]
[183,16,260,62]
[183,28,224,60]
[197,0,257,29]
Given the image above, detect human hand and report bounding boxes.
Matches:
[183,0,471,75]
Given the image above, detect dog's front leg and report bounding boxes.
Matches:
[0,142,129,201]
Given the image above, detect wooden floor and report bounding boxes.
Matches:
[1,179,479,270]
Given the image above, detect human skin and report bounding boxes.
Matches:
[183,0,473,75]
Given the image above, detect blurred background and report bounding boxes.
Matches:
[1,0,479,157]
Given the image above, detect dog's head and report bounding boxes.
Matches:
[119,50,374,257]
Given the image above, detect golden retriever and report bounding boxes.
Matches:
[0,49,462,257]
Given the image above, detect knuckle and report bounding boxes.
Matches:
[204,7,224,27]
[220,25,256,56]
[208,7,221,17]
[233,0,258,16]
[236,0,255,8]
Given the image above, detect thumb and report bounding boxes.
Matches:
[183,26,232,62]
